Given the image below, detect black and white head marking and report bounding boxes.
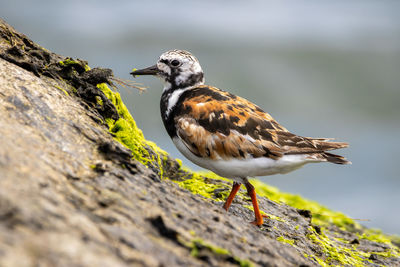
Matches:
[158,50,205,119]
[131,49,206,133]
[157,49,205,91]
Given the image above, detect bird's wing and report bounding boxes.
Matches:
[175,86,348,161]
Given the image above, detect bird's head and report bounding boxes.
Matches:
[130,49,204,90]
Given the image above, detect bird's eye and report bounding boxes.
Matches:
[170,60,180,67]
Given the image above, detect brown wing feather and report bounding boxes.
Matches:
[176,116,282,160]
[175,85,349,162]
[275,131,349,154]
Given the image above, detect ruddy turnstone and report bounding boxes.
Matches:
[131,49,350,226]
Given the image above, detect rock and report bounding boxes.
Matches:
[0,18,399,267]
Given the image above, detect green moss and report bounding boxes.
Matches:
[95,95,103,106]
[269,214,286,223]
[250,179,356,230]
[306,226,372,266]
[190,238,229,256]
[175,177,216,199]
[59,58,90,71]
[190,238,253,267]
[174,171,231,201]
[276,236,295,246]
[357,229,400,258]
[305,225,400,266]
[248,180,400,264]
[359,229,392,244]
[169,169,356,232]
[97,83,168,178]
[58,58,75,66]
[54,85,69,96]
[176,172,399,265]
[189,230,196,236]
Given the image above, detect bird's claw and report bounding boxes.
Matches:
[250,214,268,226]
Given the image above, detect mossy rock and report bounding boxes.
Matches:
[0,18,399,267]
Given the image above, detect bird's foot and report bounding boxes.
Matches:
[250,214,269,226]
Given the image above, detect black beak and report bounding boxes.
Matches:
[130,64,159,77]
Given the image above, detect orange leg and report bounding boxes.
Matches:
[244,181,268,226]
[223,182,241,211]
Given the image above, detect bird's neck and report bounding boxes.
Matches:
[164,71,204,91]
[160,85,190,120]
[159,79,203,138]
[160,70,204,115]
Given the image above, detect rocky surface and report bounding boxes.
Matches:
[0,18,399,267]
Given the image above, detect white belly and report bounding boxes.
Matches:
[172,137,315,179]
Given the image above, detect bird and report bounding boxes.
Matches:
[130,49,350,226]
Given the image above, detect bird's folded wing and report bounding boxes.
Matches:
[175,86,348,160]
[176,116,283,160]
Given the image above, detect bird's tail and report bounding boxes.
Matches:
[307,139,351,165]
[321,152,351,164]
[308,138,349,152]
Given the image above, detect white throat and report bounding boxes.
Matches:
[161,69,205,119]
[162,81,202,119]
[165,88,186,117]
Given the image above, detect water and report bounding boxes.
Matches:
[2,0,400,235]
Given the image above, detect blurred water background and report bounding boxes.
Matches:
[2,0,400,235]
